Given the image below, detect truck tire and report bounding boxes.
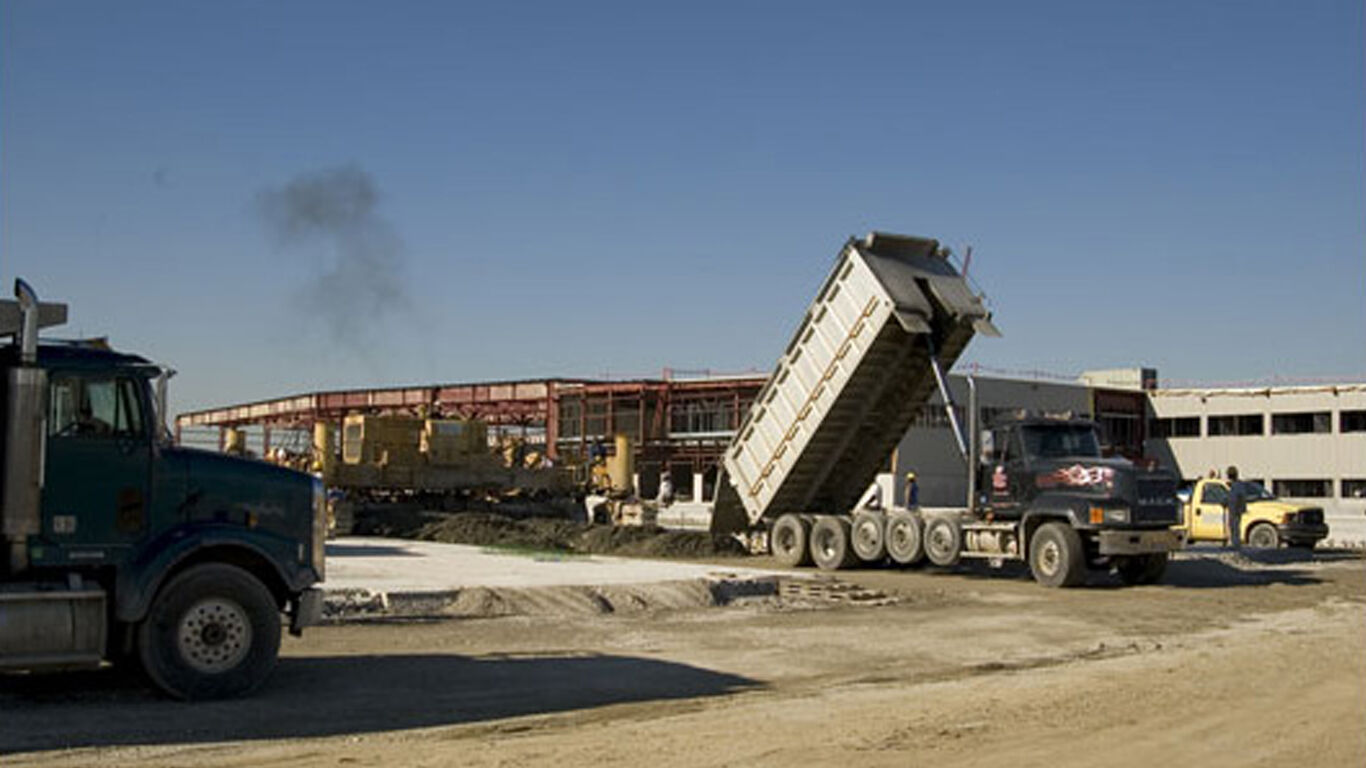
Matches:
[771,514,813,568]
[809,516,857,571]
[136,563,282,700]
[1247,523,1280,549]
[1116,553,1168,586]
[1029,522,1086,588]
[886,510,925,566]
[923,516,962,567]
[850,510,887,563]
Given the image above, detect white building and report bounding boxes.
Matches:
[1144,384,1366,536]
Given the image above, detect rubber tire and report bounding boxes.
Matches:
[771,514,813,568]
[1029,522,1086,588]
[137,563,282,701]
[850,510,887,563]
[1116,553,1168,586]
[923,516,963,567]
[1247,523,1280,549]
[809,516,858,571]
[886,510,925,566]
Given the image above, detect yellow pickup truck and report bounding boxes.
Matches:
[1175,478,1328,549]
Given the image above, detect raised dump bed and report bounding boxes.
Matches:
[710,232,995,534]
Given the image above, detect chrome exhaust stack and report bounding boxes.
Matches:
[2,280,65,574]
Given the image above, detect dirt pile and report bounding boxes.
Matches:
[353,508,747,559]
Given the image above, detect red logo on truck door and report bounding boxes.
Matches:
[992,465,1008,495]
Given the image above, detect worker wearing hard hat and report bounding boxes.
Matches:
[905,471,920,507]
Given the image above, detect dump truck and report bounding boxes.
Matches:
[705,232,1182,586]
[1,280,325,699]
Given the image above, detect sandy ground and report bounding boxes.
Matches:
[3,550,1363,767]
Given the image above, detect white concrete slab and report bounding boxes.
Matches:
[323,537,782,593]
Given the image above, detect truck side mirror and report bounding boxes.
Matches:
[979,430,994,463]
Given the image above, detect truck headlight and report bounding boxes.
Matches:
[1103,507,1130,524]
[311,476,327,580]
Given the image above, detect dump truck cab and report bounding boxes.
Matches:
[981,416,1180,529]
[1,280,324,699]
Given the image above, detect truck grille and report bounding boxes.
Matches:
[1133,476,1179,524]
[1299,508,1324,526]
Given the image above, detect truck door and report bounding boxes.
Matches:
[1192,481,1228,541]
[43,373,153,559]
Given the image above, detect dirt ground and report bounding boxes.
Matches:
[3,549,1364,767]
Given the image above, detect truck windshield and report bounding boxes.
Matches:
[1021,425,1101,459]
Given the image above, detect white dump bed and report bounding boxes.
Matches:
[711,233,996,532]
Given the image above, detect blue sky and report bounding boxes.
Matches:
[3,0,1363,415]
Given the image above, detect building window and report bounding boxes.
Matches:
[1271,412,1331,435]
[1341,410,1366,433]
[1342,479,1366,499]
[1151,416,1200,438]
[1272,479,1331,498]
[1207,414,1263,437]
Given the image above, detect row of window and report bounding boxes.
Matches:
[1183,479,1366,499]
[1273,479,1366,499]
[1153,410,1366,439]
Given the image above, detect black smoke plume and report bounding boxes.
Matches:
[257,165,410,348]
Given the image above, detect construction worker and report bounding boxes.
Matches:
[1226,465,1246,551]
[905,471,919,507]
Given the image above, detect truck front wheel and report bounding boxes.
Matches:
[1029,522,1085,588]
[137,563,282,700]
[1247,523,1280,549]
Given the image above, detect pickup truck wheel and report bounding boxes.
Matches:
[137,563,281,700]
[1116,553,1168,585]
[771,514,813,568]
[850,511,887,563]
[1029,522,1085,588]
[1247,523,1280,549]
[886,510,925,566]
[923,516,962,567]
[809,516,857,570]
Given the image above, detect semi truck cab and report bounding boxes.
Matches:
[1,280,325,699]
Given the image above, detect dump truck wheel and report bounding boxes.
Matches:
[923,516,962,567]
[810,516,857,570]
[886,510,925,566]
[1116,553,1168,585]
[850,511,887,563]
[1247,523,1280,549]
[137,563,281,700]
[771,514,813,568]
[1029,522,1085,588]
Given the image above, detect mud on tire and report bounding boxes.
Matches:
[770,514,813,568]
[886,509,925,566]
[850,510,887,563]
[809,516,858,571]
[137,563,282,700]
[1029,521,1086,588]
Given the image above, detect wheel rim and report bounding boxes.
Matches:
[177,598,253,674]
[928,525,950,559]
[776,526,796,553]
[816,530,835,559]
[1037,539,1061,577]
[1249,526,1276,548]
[855,522,877,549]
